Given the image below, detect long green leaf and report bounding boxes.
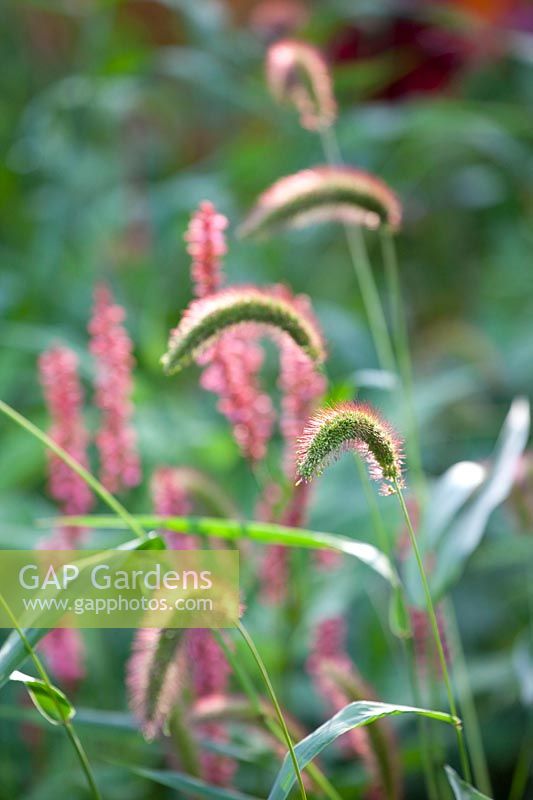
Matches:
[406,397,530,605]
[445,766,492,799]
[0,533,164,688]
[126,764,262,800]
[10,669,75,725]
[268,701,459,800]
[55,514,400,588]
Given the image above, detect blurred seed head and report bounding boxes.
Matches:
[240,166,402,239]
[266,39,336,130]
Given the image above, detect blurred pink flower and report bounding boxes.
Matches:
[186,201,228,299]
[151,466,197,550]
[410,605,451,677]
[185,201,275,463]
[39,345,93,544]
[307,617,389,796]
[200,332,275,463]
[40,628,86,689]
[37,532,86,687]
[88,283,141,493]
[187,627,235,785]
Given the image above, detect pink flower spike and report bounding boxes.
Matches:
[151,467,197,550]
[200,331,275,463]
[89,283,141,493]
[40,628,86,689]
[187,629,235,786]
[39,346,93,541]
[185,201,229,299]
[37,531,86,687]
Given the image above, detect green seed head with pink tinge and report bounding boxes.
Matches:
[297,402,404,494]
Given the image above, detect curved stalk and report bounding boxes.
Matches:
[236,621,308,800]
[394,481,472,783]
[380,230,425,499]
[213,631,343,800]
[319,127,396,374]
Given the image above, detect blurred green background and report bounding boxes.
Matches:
[0,1,532,798]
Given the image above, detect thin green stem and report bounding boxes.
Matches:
[380,231,425,500]
[394,481,472,784]
[444,599,493,796]
[168,705,202,778]
[0,592,102,800]
[319,127,396,374]
[0,400,145,540]
[508,722,532,800]
[213,632,343,800]
[355,455,440,799]
[403,637,441,800]
[236,621,307,800]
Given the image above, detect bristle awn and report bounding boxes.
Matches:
[236,621,308,800]
[0,593,102,800]
[393,479,472,784]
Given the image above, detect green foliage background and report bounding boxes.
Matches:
[0,1,532,798]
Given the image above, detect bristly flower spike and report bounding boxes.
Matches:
[240,166,402,238]
[297,402,404,494]
[185,201,228,299]
[162,286,326,375]
[266,39,337,131]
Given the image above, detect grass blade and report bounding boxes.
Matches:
[55,514,400,588]
[445,765,492,799]
[268,701,460,800]
[126,764,263,800]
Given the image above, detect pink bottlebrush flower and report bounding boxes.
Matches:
[186,201,228,299]
[40,628,86,690]
[38,346,93,536]
[88,283,141,493]
[239,166,402,238]
[182,202,275,463]
[307,617,354,710]
[37,532,86,687]
[307,617,400,799]
[200,332,275,463]
[187,630,236,786]
[297,402,404,495]
[256,484,289,603]
[276,287,327,476]
[187,630,231,699]
[410,606,450,678]
[260,545,288,604]
[151,467,197,550]
[266,39,337,131]
[199,725,237,787]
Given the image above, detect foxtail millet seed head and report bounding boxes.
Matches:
[162,286,326,375]
[297,402,404,493]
